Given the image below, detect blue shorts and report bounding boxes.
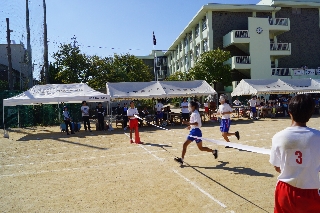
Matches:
[220,119,230,133]
[157,112,163,119]
[187,128,202,143]
[251,107,256,113]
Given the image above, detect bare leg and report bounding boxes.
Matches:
[182,140,192,159]
[222,132,234,142]
[196,142,214,152]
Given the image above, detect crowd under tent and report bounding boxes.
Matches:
[106,80,217,100]
[231,79,320,96]
[2,83,110,126]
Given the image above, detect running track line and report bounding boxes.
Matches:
[123,133,230,210]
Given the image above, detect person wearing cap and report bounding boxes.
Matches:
[96,102,105,131]
[81,101,92,132]
[127,101,141,144]
[216,95,240,148]
[63,106,75,135]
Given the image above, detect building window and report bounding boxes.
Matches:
[292,8,301,14]
[190,52,193,62]
[185,55,188,66]
[195,45,200,58]
[188,33,192,43]
[184,37,188,47]
[203,39,208,52]
[202,16,207,31]
[179,44,182,52]
[177,60,179,70]
[195,24,199,38]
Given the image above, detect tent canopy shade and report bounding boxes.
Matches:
[231,78,320,96]
[3,83,110,106]
[106,80,217,100]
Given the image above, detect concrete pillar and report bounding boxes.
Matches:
[207,11,214,50]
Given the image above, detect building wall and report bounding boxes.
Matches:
[276,7,320,69]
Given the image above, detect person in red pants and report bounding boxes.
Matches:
[127,101,141,144]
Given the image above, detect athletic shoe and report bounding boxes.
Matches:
[136,141,143,144]
[235,131,240,140]
[225,146,232,148]
[130,139,134,144]
[124,127,127,130]
[174,157,183,165]
[213,149,218,159]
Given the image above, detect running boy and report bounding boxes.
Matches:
[127,101,141,144]
[270,94,320,213]
[174,101,218,165]
[216,95,240,148]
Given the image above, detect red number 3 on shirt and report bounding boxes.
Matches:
[295,151,302,164]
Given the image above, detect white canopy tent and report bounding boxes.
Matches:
[106,81,166,100]
[2,83,110,126]
[106,80,217,100]
[231,79,320,96]
[159,80,217,98]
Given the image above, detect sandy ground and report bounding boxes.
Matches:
[1,115,319,213]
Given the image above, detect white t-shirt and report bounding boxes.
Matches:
[127,108,139,119]
[248,99,257,107]
[181,102,189,113]
[270,126,320,189]
[233,100,241,106]
[204,103,208,108]
[217,103,233,119]
[81,106,90,116]
[155,103,163,112]
[190,110,202,129]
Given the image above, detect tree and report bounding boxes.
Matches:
[52,43,90,84]
[165,71,191,81]
[189,48,232,86]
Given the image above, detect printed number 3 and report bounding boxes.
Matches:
[295,151,302,164]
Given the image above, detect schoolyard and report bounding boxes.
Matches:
[1,116,319,213]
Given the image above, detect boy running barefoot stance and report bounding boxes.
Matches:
[174,101,218,165]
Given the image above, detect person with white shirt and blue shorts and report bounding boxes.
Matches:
[174,101,218,165]
[216,95,240,148]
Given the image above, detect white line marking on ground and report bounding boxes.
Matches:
[172,169,227,208]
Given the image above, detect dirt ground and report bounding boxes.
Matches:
[1,115,319,213]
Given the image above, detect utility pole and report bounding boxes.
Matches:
[43,0,49,84]
[26,0,33,88]
[6,18,13,91]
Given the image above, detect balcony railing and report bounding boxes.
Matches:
[269,18,289,26]
[270,43,290,51]
[272,68,290,76]
[234,30,249,38]
[235,56,250,64]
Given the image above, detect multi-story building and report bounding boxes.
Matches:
[165,0,320,89]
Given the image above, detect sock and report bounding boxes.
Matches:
[181,158,184,162]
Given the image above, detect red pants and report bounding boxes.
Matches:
[129,119,140,143]
[274,181,320,213]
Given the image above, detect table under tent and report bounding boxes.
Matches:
[2,83,110,129]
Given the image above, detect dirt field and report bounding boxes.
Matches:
[1,115,319,213]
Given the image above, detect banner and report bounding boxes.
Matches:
[293,69,304,76]
[305,69,315,75]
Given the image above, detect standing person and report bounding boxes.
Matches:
[174,101,218,165]
[63,106,75,135]
[181,98,189,122]
[204,101,209,118]
[115,103,123,119]
[216,95,240,148]
[81,101,92,132]
[155,100,164,125]
[281,96,289,117]
[270,94,320,213]
[233,97,241,117]
[123,103,128,129]
[248,96,257,119]
[127,101,141,144]
[96,102,105,131]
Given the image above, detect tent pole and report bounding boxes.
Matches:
[58,102,60,121]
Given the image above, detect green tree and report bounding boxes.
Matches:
[189,48,232,85]
[52,43,90,84]
[165,71,191,81]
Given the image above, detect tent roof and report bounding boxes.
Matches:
[159,80,217,98]
[231,78,320,96]
[3,83,110,106]
[106,80,217,100]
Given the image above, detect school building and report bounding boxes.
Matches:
[163,0,320,91]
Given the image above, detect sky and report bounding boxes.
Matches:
[0,0,258,76]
